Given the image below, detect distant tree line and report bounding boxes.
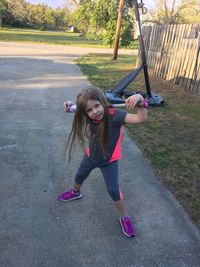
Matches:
[0,0,199,47]
[0,0,71,31]
[152,0,200,25]
[0,0,135,47]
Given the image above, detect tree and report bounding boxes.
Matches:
[6,0,32,24]
[54,7,71,30]
[44,7,56,29]
[72,0,134,47]
[70,0,79,8]
[178,0,200,23]
[72,0,95,34]
[63,0,79,11]
[30,4,46,27]
[154,0,199,24]
[0,0,7,26]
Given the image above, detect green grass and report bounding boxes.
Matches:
[0,27,139,49]
[0,27,105,47]
[76,53,200,229]
[76,53,136,88]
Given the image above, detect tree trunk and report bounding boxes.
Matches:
[70,0,79,8]
[112,0,124,60]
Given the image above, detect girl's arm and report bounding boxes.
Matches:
[124,94,147,124]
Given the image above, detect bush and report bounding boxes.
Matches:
[40,25,46,31]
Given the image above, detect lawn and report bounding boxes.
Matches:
[75,53,200,230]
[0,27,104,47]
[0,27,139,49]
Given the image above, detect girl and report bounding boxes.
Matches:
[58,86,147,238]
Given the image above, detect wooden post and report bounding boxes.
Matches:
[112,0,124,60]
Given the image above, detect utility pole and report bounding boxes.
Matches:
[112,0,125,60]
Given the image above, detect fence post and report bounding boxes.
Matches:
[192,32,200,94]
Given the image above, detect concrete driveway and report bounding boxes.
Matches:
[0,42,200,267]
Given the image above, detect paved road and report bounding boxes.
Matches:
[0,42,200,267]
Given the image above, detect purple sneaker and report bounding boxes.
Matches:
[58,189,82,202]
[119,216,136,237]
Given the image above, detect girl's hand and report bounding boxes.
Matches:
[64,100,73,112]
[125,94,148,124]
[125,94,144,110]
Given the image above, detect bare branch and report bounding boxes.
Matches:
[6,0,32,23]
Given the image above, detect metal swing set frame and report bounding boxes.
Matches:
[105,0,164,107]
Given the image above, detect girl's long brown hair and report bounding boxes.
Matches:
[66,86,109,161]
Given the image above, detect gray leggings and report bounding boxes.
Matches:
[75,156,121,201]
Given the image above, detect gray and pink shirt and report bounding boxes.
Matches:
[86,108,127,165]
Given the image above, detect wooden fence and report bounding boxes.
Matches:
[139,24,200,95]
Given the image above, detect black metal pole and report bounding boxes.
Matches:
[133,0,152,97]
[106,0,164,106]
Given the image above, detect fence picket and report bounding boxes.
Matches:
[170,25,186,84]
[174,25,192,86]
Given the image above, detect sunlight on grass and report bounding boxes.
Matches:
[0,28,105,47]
[0,28,139,49]
[76,54,136,90]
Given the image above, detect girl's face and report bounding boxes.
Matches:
[85,100,104,121]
